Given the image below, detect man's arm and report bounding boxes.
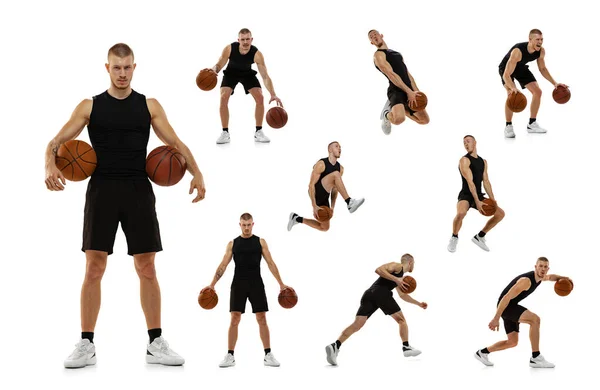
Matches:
[207,241,234,289]
[544,273,572,282]
[502,48,522,93]
[481,160,495,201]
[211,45,231,74]
[489,278,530,330]
[459,157,484,212]
[396,287,428,309]
[255,51,282,107]
[374,52,414,95]
[44,99,92,191]
[308,160,326,211]
[261,238,287,290]
[147,98,206,202]
[407,71,419,92]
[330,165,343,210]
[536,48,559,87]
[375,262,408,289]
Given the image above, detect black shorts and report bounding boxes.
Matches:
[387,85,417,116]
[221,71,261,95]
[82,176,162,256]
[314,180,331,207]
[356,287,401,318]
[499,66,537,89]
[230,280,268,314]
[501,303,528,334]
[457,191,484,209]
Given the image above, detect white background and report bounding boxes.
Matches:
[1,0,598,388]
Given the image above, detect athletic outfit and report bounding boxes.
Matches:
[375,48,416,116]
[497,271,541,334]
[230,235,269,314]
[356,269,403,317]
[499,42,541,89]
[221,42,261,95]
[83,90,162,256]
[313,157,341,208]
[457,153,485,209]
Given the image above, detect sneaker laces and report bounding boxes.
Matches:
[70,341,90,358]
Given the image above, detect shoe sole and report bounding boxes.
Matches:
[64,356,97,368]
[447,245,457,253]
[254,139,271,143]
[219,363,236,368]
[529,364,555,368]
[348,199,365,213]
[325,345,337,366]
[264,362,281,367]
[471,237,490,252]
[216,140,230,144]
[403,350,421,357]
[146,355,184,366]
[474,352,494,367]
[287,212,297,231]
[526,128,547,134]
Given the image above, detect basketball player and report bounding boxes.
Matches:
[287,142,365,232]
[325,254,427,366]
[203,213,291,368]
[205,28,284,144]
[474,257,572,368]
[368,30,430,135]
[447,135,505,253]
[44,44,206,368]
[500,29,569,138]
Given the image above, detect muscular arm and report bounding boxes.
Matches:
[308,160,326,209]
[536,48,558,86]
[494,278,530,320]
[209,241,234,288]
[502,48,522,90]
[544,273,570,282]
[330,165,343,210]
[374,51,414,94]
[375,262,404,285]
[255,51,278,98]
[481,160,495,200]
[407,71,419,91]
[459,157,481,201]
[261,238,285,288]
[45,99,91,169]
[211,45,231,74]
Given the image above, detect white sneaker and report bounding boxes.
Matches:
[403,345,421,357]
[347,198,365,213]
[216,131,230,144]
[527,121,547,133]
[472,235,490,252]
[380,100,392,135]
[447,236,458,253]
[264,352,280,367]
[325,343,339,366]
[529,354,555,368]
[504,124,515,138]
[219,353,236,368]
[254,130,271,143]
[146,336,185,366]
[64,339,96,368]
[287,212,299,231]
[474,350,494,367]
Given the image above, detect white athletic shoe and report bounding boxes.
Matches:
[474,350,494,367]
[325,343,339,366]
[219,353,236,368]
[403,345,421,357]
[264,352,281,367]
[472,235,490,252]
[216,131,230,144]
[504,124,515,138]
[380,100,392,135]
[64,339,96,368]
[145,337,185,366]
[347,198,365,213]
[527,121,547,133]
[254,130,271,143]
[287,212,299,231]
[447,236,458,253]
[529,354,555,368]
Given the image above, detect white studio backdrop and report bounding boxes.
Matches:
[0,0,597,389]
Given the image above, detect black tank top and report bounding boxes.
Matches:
[318,157,341,183]
[370,267,404,290]
[87,90,151,179]
[499,42,541,72]
[460,153,485,198]
[224,42,258,76]
[498,271,541,304]
[232,235,263,282]
[374,49,412,90]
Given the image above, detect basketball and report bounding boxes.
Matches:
[480,198,497,217]
[316,206,333,222]
[198,288,218,310]
[55,140,97,181]
[507,92,527,112]
[400,276,417,294]
[554,278,573,297]
[146,146,187,187]
[552,85,571,104]
[278,287,298,309]
[412,92,428,112]
[266,106,288,129]
[196,69,217,91]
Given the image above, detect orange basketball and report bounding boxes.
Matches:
[198,288,218,309]
[55,140,97,181]
[196,69,217,91]
[552,85,571,104]
[554,278,573,297]
[316,206,333,222]
[400,276,417,294]
[480,198,497,217]
[507,91,527,112]
[266,107,288,129]
[146,146,187,187]
[412,92,428,112]
[278,287,298,309]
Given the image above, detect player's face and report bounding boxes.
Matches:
[407,260,414,272]
[106,55,135,90]
[530,34,543,51]
[463,137,476,152]
[330,143,341,158]
[534,260,549,278]
[239,219,254,236]
[369,31,384,48]
[238,33,253,49]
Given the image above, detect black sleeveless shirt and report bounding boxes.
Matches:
[499,42,541,72]
[498,271,541,304]
[87,90,151,179]
[232,235,263,282]
[460,153,485,199]
[374,49,412,90]
[370,267,404,290]
[318,157,341,183]
[224,42,258,76]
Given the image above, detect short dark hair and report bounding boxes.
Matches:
[108,43,134,61]
[529,29,543,36]
[239,28,251,35]
[463,134,476,140]
[328,141,339,151]
[240,213,253,221]
[368,29,378,37]
[537,256,549,263]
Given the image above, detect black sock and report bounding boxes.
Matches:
[148,328,162,344]
[481,347,490,354]
[296,216,304,223]
[228,350,234,356]
[223,128,229,132]
[335,340,342,349]
[345,198,351,205]
[532,351,540,358]
[81,332,94,344]
[403,341,409,347]
[264,348,271,355]
[529,118,536,125]
[256,126,262,132]
[452,233,458,238]
[478,231,486,238]
[506,121,512,126]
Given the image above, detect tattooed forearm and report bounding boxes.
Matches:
[215,268,224,280]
